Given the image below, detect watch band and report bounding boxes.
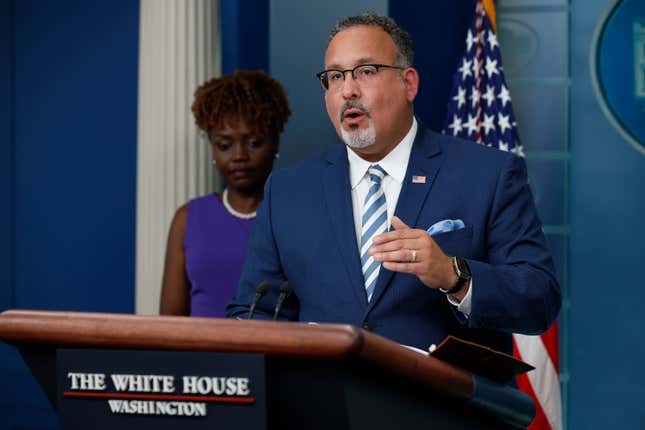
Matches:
[440,257,471,295]
[440,275,468,295]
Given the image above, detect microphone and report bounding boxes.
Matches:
[248,281,270,320]
[272,281,292,321]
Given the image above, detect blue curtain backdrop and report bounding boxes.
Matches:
[1,0,139,427]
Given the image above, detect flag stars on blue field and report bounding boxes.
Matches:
[485,57,499,78]
[459,59,473,80]
[482,85,496,107]
[442,5,524,155]
[447,114,463,135]
[470,86,481,108]
[482,113,495,135]
[497,85,511,107]
[466,114,479,136]
[497,113,512,134]
[453,87,467,108]
[487,30,499,50]
[473,56,483,79]
[466,30,477,51]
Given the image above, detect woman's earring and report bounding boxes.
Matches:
[274,152,280,160]
[211,159,217,166]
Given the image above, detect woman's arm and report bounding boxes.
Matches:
[159,204,190,315]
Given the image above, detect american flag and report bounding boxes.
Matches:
[442,1,562,429]
[442,0,523,156]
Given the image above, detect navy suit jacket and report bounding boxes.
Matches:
[227,127,561,356]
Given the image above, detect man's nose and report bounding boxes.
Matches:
[341,72,361,99]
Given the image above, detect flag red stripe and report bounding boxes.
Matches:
[515,370,553,430]
[539,322,560,370]
[474,0,484,143]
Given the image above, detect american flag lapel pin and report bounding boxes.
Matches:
[412,175,426,184]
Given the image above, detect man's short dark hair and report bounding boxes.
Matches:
[329,12,414,67]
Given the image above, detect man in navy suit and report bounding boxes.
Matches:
[226,12,561,356]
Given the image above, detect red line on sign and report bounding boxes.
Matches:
[63,391,255,404]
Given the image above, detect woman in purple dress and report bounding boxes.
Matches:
[160,70,291,317]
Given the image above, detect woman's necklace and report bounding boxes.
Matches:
[222,188,257,219]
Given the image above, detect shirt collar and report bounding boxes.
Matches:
[347,117,418,189]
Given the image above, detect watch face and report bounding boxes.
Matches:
[456,257,472,278]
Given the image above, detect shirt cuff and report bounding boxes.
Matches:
[446,278,473,317]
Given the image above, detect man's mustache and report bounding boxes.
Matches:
[340,101,371,122]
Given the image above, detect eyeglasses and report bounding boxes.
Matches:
[316,63,406,91]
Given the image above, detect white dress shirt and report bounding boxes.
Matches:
[345,117,472,316]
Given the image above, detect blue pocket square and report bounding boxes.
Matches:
[426,219,465,236]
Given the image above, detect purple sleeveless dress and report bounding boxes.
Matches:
[184,194,255,317]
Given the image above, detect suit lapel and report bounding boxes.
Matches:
[367,127,444,311]
[323,145,369,308]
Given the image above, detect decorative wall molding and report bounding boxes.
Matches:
[136,0,220,314]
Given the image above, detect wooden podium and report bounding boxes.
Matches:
[0,310,535,429]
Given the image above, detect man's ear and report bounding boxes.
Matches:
[402,67,419,102]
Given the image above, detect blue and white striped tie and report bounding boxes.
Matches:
[360,165,388,301]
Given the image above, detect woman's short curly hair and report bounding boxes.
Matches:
[192,70,291,140]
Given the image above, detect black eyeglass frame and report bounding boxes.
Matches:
[315,63,407,90]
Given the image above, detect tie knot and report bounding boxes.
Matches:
[368,164,386,184]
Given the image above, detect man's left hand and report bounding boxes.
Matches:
[370,216,458,291]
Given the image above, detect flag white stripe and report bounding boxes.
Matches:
[514,334,562,430]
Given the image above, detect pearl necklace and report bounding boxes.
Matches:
[222,188,257,219]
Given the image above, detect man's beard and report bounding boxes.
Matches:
[341,118,376,149]
[339,101,375,149]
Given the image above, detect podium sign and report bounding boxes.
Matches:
[56,349,266,430]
